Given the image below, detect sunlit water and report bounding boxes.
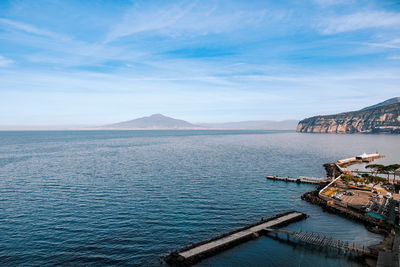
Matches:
[0,130,399,266]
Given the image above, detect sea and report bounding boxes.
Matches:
[0,130,399,266]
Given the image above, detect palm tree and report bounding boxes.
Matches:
[387,164,400,182]
[382,166,391,180]
[368,175,386,188]
[366,164,385,176]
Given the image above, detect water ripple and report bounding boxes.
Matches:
[0,130,398,266]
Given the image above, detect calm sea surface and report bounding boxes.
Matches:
[1,130,399,266]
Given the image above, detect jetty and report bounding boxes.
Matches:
[337,153,384,166]
[265,228,377,258]
[266,175,329,184]
[165,211,307,266]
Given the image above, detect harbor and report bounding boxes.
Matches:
[301,153,400,266]
[164,152,399,266]
[266,152,400,266]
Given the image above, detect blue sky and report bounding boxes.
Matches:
[0,0,400,125]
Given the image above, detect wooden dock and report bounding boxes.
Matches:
[265,228,377,258]
[266,175,329,184]
[164,211,307,266]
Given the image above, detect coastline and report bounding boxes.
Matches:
[300,153,399,266]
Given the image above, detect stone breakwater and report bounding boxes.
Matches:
[297,102,400,134]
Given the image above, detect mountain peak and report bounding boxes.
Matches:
[106,114,198,129]
[361,97,400,111]
[149,113,167,118]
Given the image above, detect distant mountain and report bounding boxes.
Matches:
[361,97,400,111]
[199,120,298,130]
[105,115,299,130]
[297,100,400,134]
[106,114,199,129]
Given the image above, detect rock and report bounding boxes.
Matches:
[297,102,400,134]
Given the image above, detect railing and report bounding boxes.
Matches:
[265,228,376,257]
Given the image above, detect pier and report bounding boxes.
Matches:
[265,228,377,258]
[337,153,384,166]
[165,211,307,266]
[266,175,329,184]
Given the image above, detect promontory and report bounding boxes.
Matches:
[297,98,400,134]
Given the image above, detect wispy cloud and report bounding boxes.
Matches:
[364,38,400,49]
[104,1,276,43]
[314,0,355,6]
[0,1,399,124]
[318,11,400,34]
[0,18,145,67]
[0,55,13,67]
[2,65,399,123]
[0,18,68,40]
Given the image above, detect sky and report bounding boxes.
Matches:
[0,0,400,125]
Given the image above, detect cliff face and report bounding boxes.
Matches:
[297,103,400,134]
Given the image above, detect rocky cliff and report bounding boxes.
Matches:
[297,102,400,134]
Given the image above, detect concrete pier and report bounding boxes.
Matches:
[337,153,384,166]
[266,175,329,184]
[165,211,307,266]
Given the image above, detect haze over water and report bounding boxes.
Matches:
[0,130,399,266]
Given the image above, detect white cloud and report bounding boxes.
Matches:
[0,18,145,67]
[318,11,400,34]
[0,18,68,40]
[104,2,276,43]
[1,65,400,124]
[369,38,400,49]
[314,0,354,6]
[0,55,13,67]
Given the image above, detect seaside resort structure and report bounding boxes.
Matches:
[165,153,400,266]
